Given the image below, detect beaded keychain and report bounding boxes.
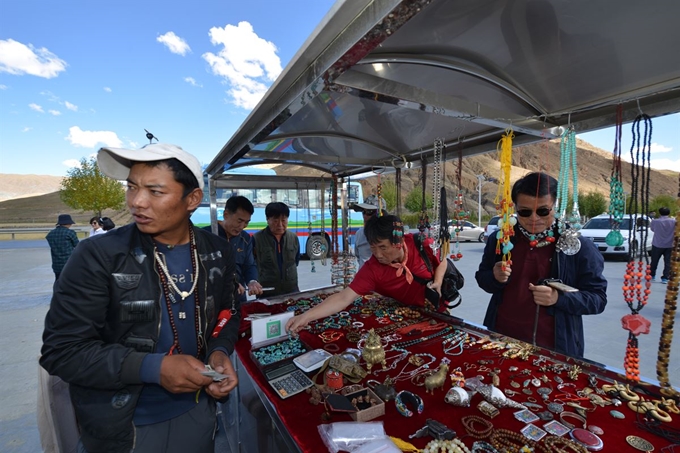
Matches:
[621,113,653,382]
[493,129,516,269]
[555,127,582,255]
[606,105,626,247]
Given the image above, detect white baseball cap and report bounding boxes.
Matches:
[97,143,204,189]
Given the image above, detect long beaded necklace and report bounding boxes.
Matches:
[621,113,653,383]
[154,227,203,357]
[493,129,516,270]
[656,185,679,398]
[606,104,626,247]
[555,127,581,255]
[450,144,468,261]
[431,138,443,246]
[390,353,437,382]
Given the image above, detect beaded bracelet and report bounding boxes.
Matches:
[489,429,550,453]
[461,415,493,439]
[471,441,499,453]
[422,438,471,453]
[543,435,588,453]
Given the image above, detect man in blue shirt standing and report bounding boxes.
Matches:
[206,195,263,301]
[650,206,676,284]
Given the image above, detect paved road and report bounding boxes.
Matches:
[1,240,677,452]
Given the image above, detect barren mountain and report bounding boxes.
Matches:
[0,174,63,202]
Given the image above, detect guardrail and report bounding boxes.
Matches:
[0,227,91,240]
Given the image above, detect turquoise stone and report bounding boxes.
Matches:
[605,230,624,246]
[610,410,625,419]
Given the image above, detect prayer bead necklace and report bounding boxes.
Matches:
[555,127,581,255]
[606,104,625,247]
[422,438,471,453]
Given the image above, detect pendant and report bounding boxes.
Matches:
[556,229,581,256]
[179,311,186,320]
[180,291,190,300]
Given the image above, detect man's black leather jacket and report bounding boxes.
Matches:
[40,223,240,453]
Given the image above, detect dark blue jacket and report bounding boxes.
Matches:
[475,229,607,358]
[203,225,258,287]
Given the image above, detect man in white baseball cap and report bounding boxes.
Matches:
[41,143,239,452]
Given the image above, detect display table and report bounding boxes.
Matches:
[226,288,679,452]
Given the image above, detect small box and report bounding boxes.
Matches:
[250,337,310,373]
[345,388,385,422]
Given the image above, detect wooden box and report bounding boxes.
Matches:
[344,388,385,422]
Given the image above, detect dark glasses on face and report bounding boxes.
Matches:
[91,222,98,225]
[516,207,552,217]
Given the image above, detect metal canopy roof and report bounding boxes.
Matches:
[206,0,680,179]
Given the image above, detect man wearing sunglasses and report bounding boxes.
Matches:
[475,172,607,358]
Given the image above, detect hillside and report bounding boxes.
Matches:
[0,139,676,226]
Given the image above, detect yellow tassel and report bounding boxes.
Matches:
[389,436,420,452]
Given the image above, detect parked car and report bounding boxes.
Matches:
[448,220,485,242]
[579,214,654,259]
[484,215,501,241]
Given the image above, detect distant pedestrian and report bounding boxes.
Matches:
[88,217,104,237]
[650,207,676,284]
[46,214,79,280]
[99,217,116,231]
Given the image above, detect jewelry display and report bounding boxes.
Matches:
[477,401,500,419]
[424,363,449,394]
[466,378,527,411]
[489,428,547,453]
[366,377,397,402]
[395,390,424,417]
[471,441,499,453]
[555,126,582,255]
[626,435,655,452]
[461,415,494,439]
[559,411,587,429]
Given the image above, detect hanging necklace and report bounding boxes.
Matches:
[517,222,556,249]
[494,129,516,270]
[155,228,199,321]
[555,127,581,255]
[606,105,626,247]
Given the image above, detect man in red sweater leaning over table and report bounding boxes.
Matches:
[286,214,448,334]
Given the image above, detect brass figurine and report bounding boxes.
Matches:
[425,363,449,394]
[361,329,387,373]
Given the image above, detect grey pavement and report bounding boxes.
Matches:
[1,240,677,452]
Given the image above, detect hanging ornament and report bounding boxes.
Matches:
[449,144,469,261]
[555,127,581,255]
[621,113,653,383]
[418,155,431,242]
[493,129,516,269]
[606,105,626,247]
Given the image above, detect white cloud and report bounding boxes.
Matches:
[184,77,202,87]
[49,109,61,116]
[64,101,78,111]
[29,103,43,113]
[0,84,7,90]
[650,142,672,154]
[104,87,111,93]
[650,157,680,172]
[62,158,82,169]
[203,21,282,109]
[21,126,31,132]
[157,32,191,56]
[0,39,67,78]
[65,126,123,148]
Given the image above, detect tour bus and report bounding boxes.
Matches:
[191,166,365,259]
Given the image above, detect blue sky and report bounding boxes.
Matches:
[0,0,677,176]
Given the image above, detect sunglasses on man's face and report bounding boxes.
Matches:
[91,221,99,225]
[516,207,552,218]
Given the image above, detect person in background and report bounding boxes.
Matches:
[99,216,116,231]
[352,202,379,269]
[40,143,240,453]
[650,206,676,284]
[253,202,300,297]
[204,195,263,302]
[46,214,79,281]
[286,214,447,334]
[475,172,607,358]
[88,217,104,237]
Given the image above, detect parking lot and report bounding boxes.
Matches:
[0,239,677,452]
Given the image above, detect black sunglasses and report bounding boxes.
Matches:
[516,207,552,218]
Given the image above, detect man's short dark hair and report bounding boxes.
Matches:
[225,195,254,215]
[659,207,671,216]
[365,214,402,245]
[140,158,200,198]
[265,202,290,219]
[511,172,558,204]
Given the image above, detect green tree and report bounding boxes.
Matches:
[579,191,608,219]
[649,194,678,216]
[60,157,126,217]
[379,180,397,212]
[404,185,433,213]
